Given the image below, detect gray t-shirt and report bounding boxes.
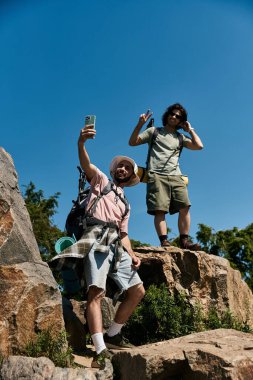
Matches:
[139,127,191,175]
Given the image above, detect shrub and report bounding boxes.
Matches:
[123,284,196,345]
[205,307,251,332]
[123,284,252,345]
[20,329,74,368]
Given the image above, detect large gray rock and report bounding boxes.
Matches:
[113,329,253,380]
[0,355,113,380]
[135,246,253,327]
[0,148,64,355]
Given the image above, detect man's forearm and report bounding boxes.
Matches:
[128,122,143,146]
[78,141,97,179]
[78,141,91,170]
[121,233,135,257]
[121,233,141,269]
[189,129,204,149]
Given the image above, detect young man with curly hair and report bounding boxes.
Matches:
[129,103,203,250]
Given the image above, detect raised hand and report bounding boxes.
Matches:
[180,121,192,133]
[78,126,96,143]
[138,109,153,126]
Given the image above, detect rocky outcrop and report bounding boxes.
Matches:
[113,329,253,380]
[135,246,253,327]
[0,355,113,380]
[1,329,252,380]
[0,148,64,355]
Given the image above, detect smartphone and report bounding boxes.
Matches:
[85,115,96,129]
[146,117,154,129]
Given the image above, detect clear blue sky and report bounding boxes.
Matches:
[1,0,253,246]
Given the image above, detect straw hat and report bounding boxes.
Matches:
[109,156,140,187]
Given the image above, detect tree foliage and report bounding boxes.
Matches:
[23,182,64,261]
[130,239,150,248]
[196,223,253,290]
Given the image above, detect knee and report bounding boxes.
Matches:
[87,286,104,304]
[130,284,145,302]
[155,210,166,216]
[179,206,190,215]
[138,285,145,301]
[154,211,166,221]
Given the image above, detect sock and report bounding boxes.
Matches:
[107,321,124,337]
[159,235,168,243]
[180,234,188,240]
[91,332,106,354]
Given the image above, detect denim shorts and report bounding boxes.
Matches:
[146,172,191,215]
[84,244,142,293]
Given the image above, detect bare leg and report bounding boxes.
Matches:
[178,206,190,235]
[178,206,200,250]
[154,211,167,236]
[114,284,145,324]
[86,286,104,334]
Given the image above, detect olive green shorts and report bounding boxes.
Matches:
[146,172,191,215]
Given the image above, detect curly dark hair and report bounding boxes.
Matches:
[162,103,188,126]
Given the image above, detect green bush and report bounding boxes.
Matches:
[123,284,196,344]
[205,307,251,332]
[20,329,74,368]
[123,284,251,345]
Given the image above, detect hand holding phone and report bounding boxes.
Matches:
[85,115,96,129]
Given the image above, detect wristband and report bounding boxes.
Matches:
[189,127,195,131]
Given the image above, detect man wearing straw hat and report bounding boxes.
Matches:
[73,124,145,368]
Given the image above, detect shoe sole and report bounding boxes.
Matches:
[105,342,133,350]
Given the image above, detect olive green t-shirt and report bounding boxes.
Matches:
[139,127,191,175]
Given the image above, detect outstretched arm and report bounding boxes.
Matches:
[181,121,204,150]
[78,127,97,181]
[129,112,153,146]
[121,232,141,270]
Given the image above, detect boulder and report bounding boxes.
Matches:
[62,297,87,352]
[0,148,64,355]
[0,355,113,380]
[113,328,253,379]
[134,246,253,327]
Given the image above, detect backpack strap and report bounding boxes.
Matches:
[176,132,184,157]
[145,127,161,168]
[87,180,129,220]
[116,192,129,218]
[101,180,114,196]
[105,180,130,219]
[77,166,87,203]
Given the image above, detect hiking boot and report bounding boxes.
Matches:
[91,348,114,369]
[104,333,135,350]
[161,239,171,247]
[180,238,200,251]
